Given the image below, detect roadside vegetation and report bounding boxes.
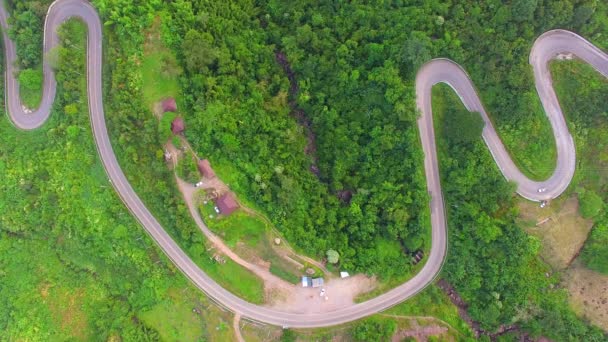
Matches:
[200,202,305,283]
[0,18,239,340]
[433,84,605,340]
[3,0,608,340]
[550,60,608,277]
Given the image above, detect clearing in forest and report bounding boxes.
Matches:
[141,16,181,110]
[518,197,593,269]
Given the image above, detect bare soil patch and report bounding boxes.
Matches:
[45,286,89,341]
[518,197,593,269]
[392,320,449,342]
[563,261,608,331]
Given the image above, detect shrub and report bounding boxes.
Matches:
[578,189,604,219]
[18,68,42,91]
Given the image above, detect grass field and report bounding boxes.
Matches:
[201,202,303,284]
[563,261,608,332]
[518,197,593,270]
[139,287,235,341]
[141,17,181,110]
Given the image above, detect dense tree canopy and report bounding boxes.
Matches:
[3,0,608,340]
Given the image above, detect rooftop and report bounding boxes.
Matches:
[215,192,239,216]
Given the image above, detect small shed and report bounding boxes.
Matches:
[215,192,239,216]
[311,278,324,288]
[162,97,177,112]
[171,117,185,135]
[301,276,312,287]
[197,159,216,179]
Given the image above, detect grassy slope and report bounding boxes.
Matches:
[0,20,240,340]
[202,203,302,283]
[141,17,181,109]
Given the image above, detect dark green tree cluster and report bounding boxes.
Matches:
[162,0,430,278]
[6,0,53,68]
[436,86,605,340]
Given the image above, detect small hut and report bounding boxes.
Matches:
[215,192,239,216]
[171,117,185,135]
[162,97,177,112]
[197,159,216,179]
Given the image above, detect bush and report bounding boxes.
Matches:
[18,68,42,91]
[578,189,604,219]
[580,223,608,274]
[352,318,396,342]
[326,249,339,264]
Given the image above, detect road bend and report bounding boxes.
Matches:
[2,0,607,328]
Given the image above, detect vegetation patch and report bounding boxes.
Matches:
[141,16,181,109]
[139,288,206,342]
[202,203,303,284]
[45,287,89,341]
[18,67,43,109]
[386,285,473,338]
[580,223,608,274]
[518,197,593,270]
[563,262,608,332]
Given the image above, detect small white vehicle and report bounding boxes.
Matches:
[214,206,220,214]
[540,200,547,208]
[537,187,547,193]
[195,181,204,187]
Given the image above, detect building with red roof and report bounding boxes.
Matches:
[171,117,185,134]
[162,97,177,112]
[215,192,239,216]
[197,159,216,179]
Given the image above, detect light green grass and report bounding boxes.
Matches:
[139,287,236,341]
[139,296,205,341]
[202,203,302,284]
[189,239,265,304]
[141,17,181,109]
[141,50,180,108]
[386,285,474,338]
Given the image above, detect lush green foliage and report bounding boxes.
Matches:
[444,110,485,145]
[581,223,608,274]
[351,317,397,342]
[18,68,42,90]
[0,19,225,341]
[434,85,605,340]
[18,67,43,108]
[6,0,52,68]
[4,0,608,339]
[578,189,604,218]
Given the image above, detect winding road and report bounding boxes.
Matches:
[2,0,608,328]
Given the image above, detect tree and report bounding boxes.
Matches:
[181,29,218,74]
[326,249,339,264]
[512,0,538,22]
[444,109,485,145]
[400,31,432,72]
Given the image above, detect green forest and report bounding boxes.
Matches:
[1,0,608,340]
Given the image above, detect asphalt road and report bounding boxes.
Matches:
[2,0,608,328]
